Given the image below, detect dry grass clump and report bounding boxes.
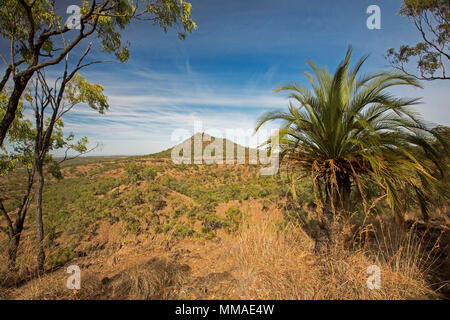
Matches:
[109,257,190,299]
[315,247,435,299]
[3,270,102,300]
[4,256,190,300]
[354,218,446,297]
[226,212,439,299]
[228,214,319,299]
[0,234,42,288]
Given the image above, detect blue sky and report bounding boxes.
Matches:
[2,0,449,155]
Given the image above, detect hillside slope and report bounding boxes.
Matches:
[0,141,448,299]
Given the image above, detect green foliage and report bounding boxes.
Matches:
[262,199,271,211]
[273,219,289,234]
[0,92,31,142]
[0,0,197,152]
[159,222,176,234]
[204,230,216,240]
[41,175,123,237]
[0,0,197,65]
[65,74,109,114]
[173,205,187,218]
[282,201,308,224]
[0,1,58,53]
[2,74,103,181]
[128,189,145,205]
[160,173,285,210]
[0,90,33,176]
[0,155,18,177]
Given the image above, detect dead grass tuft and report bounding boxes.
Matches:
[225,211,439,299]
[108,257,190,300]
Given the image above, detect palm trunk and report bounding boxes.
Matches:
[291,174,298,202]
[317,182,343,250]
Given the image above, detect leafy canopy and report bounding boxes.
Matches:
[386,0,450,80]
[0,0,197,64]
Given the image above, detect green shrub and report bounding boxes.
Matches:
[205,230,216,240]
[125,162,145,183]
[201,213,224,231]
[147,192,167,211]
[224,207,243,233]
[283,201,308,224]
[142,166,158,181]
[162,222,176,234]
[148,213,160,226]
[262,199,271,211]
[129,189,145,206]
[45,247,77,270]
[199,227,216,240]
[173,205,187,218]
[273,219,288,234]
[125,218,141,234]
[172,224,195,238]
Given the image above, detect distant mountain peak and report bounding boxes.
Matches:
[149,133,263,164]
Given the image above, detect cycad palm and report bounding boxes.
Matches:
[255,47,447,228]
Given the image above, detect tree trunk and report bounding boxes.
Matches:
[4,171,35,271]
[7,212,27,271]
[35,163,45,272]
[7,233,21,271]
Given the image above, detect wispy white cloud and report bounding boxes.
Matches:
[55,65,286,155]
[106,92,285,109]
[56,63,449,156]
[390,80,450,127]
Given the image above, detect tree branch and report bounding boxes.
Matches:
[58,143,100,165]
[18,0,36,55]
[414,18,450,60]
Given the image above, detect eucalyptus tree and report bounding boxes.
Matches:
[0,48,108,270]
[0,96,93,270]
[256,47,447,244]
[0,0,197,146]
[386,0,449,81]
[28,43,108,269]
